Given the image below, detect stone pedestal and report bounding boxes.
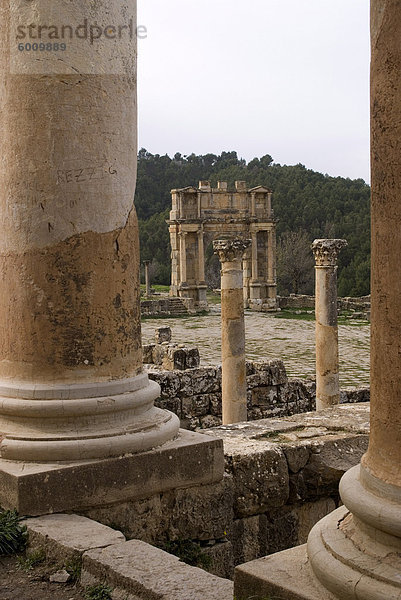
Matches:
[0,0,179,465]
[233,3,401,598]
[213,239,250,425]
[312,239,347,410]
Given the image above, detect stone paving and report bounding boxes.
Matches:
[141,308,370,388]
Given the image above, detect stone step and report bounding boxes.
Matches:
[81,539,234,600]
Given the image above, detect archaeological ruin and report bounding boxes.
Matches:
[0,2,399,600]
[168,181,277,311]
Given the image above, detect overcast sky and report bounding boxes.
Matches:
[137,0,370,182]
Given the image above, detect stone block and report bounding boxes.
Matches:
[232,515,267,565]
[234,544,336,600]
[226,445,289,518]
[154,396,181,416]
[163,347,187,371]
[84,476,233,544]
[142,344,155,364]
[253,360,288,386]
[0,430,224,516]
[81,539,234,600]
[210,394,222,416]
[155,326,172,344]
[292,497,336,545]
[185,347,200,369]
[181,395,211,418]
[251,385,279,406]
[25,514,125,564]
[152,344,167,365]
[148,370,181,399]
[180,367,221,394]
[292,435,368,501]
[202,541,234,579]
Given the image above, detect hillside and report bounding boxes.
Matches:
[136,150,370,297]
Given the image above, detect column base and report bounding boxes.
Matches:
[235,464,401,600]
[0,374,180,462]
[0,429,224,515]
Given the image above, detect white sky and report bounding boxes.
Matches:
[137,0,370,182]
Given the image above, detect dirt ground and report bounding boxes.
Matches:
[0,555,86,600]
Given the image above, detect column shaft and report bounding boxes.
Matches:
[312,240,347,410]
[198,229,205,282]
[0,0,179,461]
[251,232,258,280]
[214,239,250,425]
[179,232,187,284]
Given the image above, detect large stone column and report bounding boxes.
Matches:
[0,0,179,463]
[213,238,250,425]
[312,239,347,410]
[307,3,401,597]
[234,5,401,599]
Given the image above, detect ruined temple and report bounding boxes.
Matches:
[168,180,277,311]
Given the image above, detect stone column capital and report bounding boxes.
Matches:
[213,238,251,263]
[311,239,347,266]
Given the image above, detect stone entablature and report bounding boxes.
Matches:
[168,181,277,311]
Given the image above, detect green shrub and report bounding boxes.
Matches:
[0,508,27,555]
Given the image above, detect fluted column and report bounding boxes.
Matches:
[0,0,179,462]
[307,4,401,598]
[214,238,250,425]
[312,239,347,410]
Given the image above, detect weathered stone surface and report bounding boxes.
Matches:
[292,497,336,545]
[0,430,224,515]
[25,514,125,564]
[142,344,155,364]
[202,541,234,579]
[155,327,172,344]
[232,515,267,565]
[224,443,289,518]
[253,359,288,386]
[82,540,234,600]
[84,477,233,545]
[289,435,369,501]
[234,544,336,600]
[49,570,71,584]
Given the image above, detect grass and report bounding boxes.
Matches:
[160,539,212,570]
[0,508,27,555]
[84,583,113,600]
[16,548,46,571]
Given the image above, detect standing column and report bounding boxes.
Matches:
[197,228,205,283]
[307,11,401,594]
[213,238,250,425]
[267,229,275,283]
[0,0,179,462]
[251,231,259,281]
[179,232,187,284]
[144,261,151,297]
[312,239,347,410]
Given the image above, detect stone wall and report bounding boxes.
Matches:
[148,360,369,430]
[278,294,371,319]
[140,297,194,317]
[83,404,370,579]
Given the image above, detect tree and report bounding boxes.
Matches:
[277,230,315,295]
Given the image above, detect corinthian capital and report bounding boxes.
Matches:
[311,239,348,267]
[213,238,251,263]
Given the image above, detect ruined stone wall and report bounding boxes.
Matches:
[83,404,370,579]
[278,294,371,315]
[148,360,369,430]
